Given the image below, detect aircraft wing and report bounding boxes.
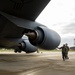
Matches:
[0,0,61,53]
[0,0,50,21]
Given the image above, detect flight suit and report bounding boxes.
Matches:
[59,45,67,61]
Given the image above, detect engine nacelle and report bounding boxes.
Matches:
[18,39,38,53]
[29,26,61,50]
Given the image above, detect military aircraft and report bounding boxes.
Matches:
[0,0,61,53]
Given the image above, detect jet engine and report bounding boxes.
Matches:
[25,26,61,50]
[15,39,38,53]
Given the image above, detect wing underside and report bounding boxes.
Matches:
[0,0,50,21]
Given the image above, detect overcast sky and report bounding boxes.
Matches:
[36,0,75,47]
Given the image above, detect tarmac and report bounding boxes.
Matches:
[0,51,75,75]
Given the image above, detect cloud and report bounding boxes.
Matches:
[60,34,75,47]
[52,22,75,47]
[61,22,75,34]
[51,20,75,35]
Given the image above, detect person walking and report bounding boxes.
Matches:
[59,44,67,61]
